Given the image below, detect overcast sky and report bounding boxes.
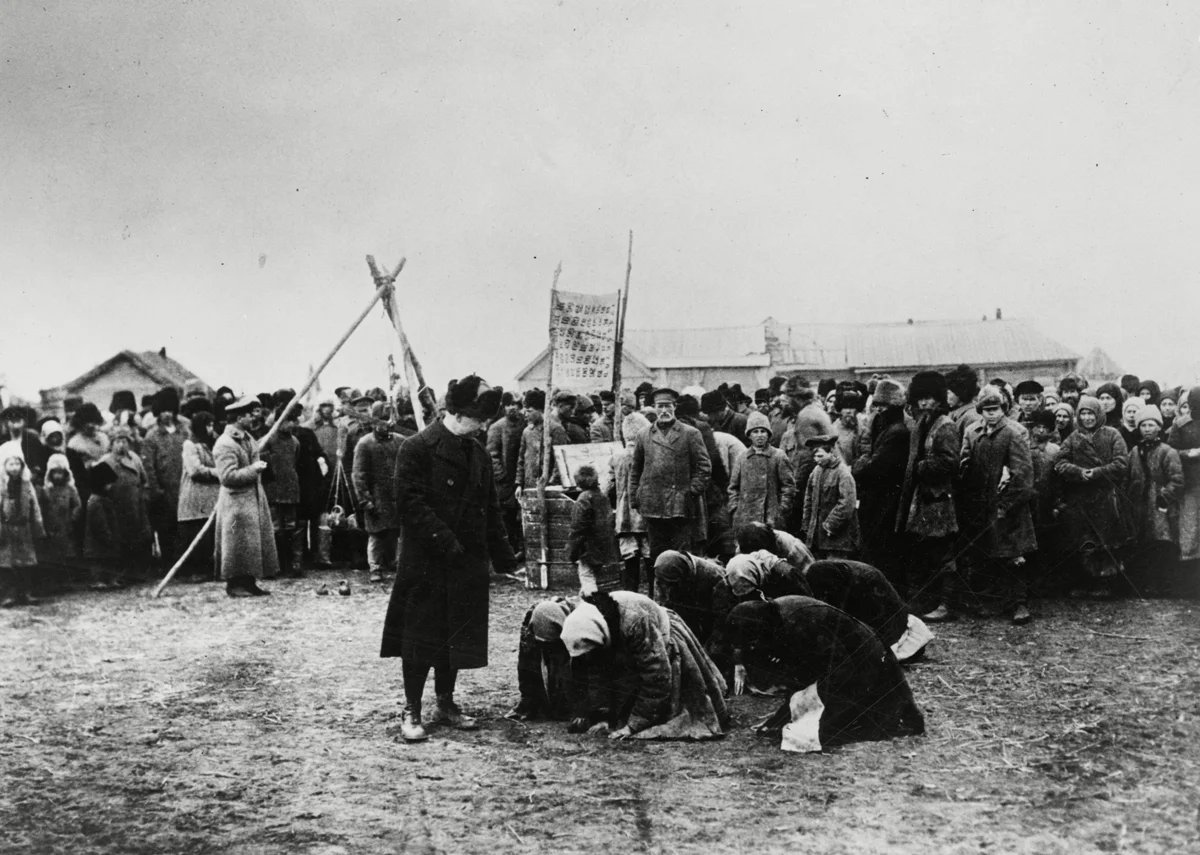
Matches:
[4,1,1200,401]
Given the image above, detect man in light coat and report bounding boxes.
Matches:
[213,396,278,596]
[630,388,712,580]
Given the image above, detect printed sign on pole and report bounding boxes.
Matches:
[550,289,621,389]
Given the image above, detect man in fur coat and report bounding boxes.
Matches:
[381,375,519,743]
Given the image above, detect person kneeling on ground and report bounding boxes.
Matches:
[506,597,578,721]
[734,521,815,575]
[652,549,730,644]
[560,590,729,741]
[726,595,925,753]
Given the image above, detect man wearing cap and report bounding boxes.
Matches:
[142,388,186,566]
[589,390,616,443]
[381,375,519,743]
[630,388,712,573]
[1013,380,1044,429]
[486,392,526,557]
[213,396,278,596]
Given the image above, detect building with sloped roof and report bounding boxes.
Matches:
[515,314,1079,392]
[39,348,210,417]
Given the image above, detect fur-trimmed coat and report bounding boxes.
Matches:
[213,426,279,581]
[897,413,959,539]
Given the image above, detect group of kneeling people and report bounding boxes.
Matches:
[507,522,928,753]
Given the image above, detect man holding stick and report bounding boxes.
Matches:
[380,375,519,742]
[214,396,279,597]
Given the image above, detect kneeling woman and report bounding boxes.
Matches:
[726,596,925,752]
[561,590,729,740]
[653,549,730,643]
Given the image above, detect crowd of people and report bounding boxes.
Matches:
[1,363,1195,752]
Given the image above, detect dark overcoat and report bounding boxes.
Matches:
[380,420,517,669]
[1054,423,1130,554]
[959,417,1037,559]
[630,420,712,519]
[897,413,959,538]
[352,431,404,533]
[851,409,909,564]
[486,413,525,506]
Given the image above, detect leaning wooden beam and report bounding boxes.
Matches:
[150,266,405,598]
[367,255,430,430]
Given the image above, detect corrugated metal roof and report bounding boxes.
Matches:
[624,325,766,367]
[776,319,1079,370]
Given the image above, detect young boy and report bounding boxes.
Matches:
[800,435,860,559]
[0,454,46,607]
[728,411,796,532]
[37,453,82,589]
[567,464,619,595]
[83,462,123,589]
[1127,405,1183,592]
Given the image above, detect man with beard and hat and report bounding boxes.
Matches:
[213,396,278,597]
[141,387,186,566]
[381,375,519,743]
[629,388,712,574]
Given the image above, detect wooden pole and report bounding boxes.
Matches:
[534,262,563,590]
[612,230,633,445]
[367,256,429,430]
[150,270,403,598]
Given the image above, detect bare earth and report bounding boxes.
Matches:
[2,572,1199,855]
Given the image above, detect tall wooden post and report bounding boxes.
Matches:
[612,230,633,445]
[534,262,563,590]
[367,255,430,430]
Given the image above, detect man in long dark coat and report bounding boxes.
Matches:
[380,375,518,743]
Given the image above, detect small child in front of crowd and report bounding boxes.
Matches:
[37,453,82,586]
[83,462,123,589]
[800,435,860,560]
[0,454,46,607]
[1127,405,1183,592]
[567,464,619,596]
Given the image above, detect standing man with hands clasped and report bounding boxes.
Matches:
[381,375,519,743]
[213,395,279,597]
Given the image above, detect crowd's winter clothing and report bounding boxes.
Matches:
[728,412,795,531]
[1,459,46,579]
[1127,437,1183,545]
[630,418,712,559]
[352,432,404,533]
[567,483,619,592]
[37,455,81,566]
[803,559,910,654]
[652,549,731,642]
[511,597,578,720]
[98,449,152,564]
[852,406,910,583]
[801,452,860,557]
[1168,392,1200,560]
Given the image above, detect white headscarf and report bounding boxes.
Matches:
[560,601,610,657]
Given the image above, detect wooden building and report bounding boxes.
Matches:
[39,348,210,418]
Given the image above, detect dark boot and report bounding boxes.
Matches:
[621,556,641,593]
[289,530,306,577]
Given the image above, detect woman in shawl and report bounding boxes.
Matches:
[507,597,579,721]
[0,453,45,607]
[98,425,153,580]
[560,590,728,741]
[1054,395,1131,597]
[1168,387,1200,587]
[724,596,925,753]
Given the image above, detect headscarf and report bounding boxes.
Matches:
[1076,395,1102,428]
[44,453,75,487]
[0,442,32,482]
[560,601,610,657]
[529,598,574,643]
[654,550,694,584]
[40,420,65,444]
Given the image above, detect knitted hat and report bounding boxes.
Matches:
[1136,405,1163,427]
[873,379,906,408]
[745,410,771,437]
[560,602,610,657]
[1053,402,1075,420]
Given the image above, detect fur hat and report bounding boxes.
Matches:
[256,392,275,409]
[523,389,546,410]
[622,412,651,443]
[975,386,1007,413]
[726,383,751,405]
[1014,380,1044,397]
[0,405,27,423]
[834,388,865,412]
[1188,386,1200,415]
[767,375,789,395]
[1057,373,1087,396]
[635,381,655,400]
[140,394,156,410]
[151,387,181,417]
[574,464,599,490]
[817,378,837,399]
[908,371,948,405]
[675,394,700,419]
[1095,382,1123,404]
[445,375,502,420]
[745,410,771,438]
[1136,405,1163,427]
[1119,374,1141,397]
[873,379,906,408]
[783,375,811,397]
[754,388,772,406]
[500,391,516,407]
[552,390,577,406]
[71,403,105,430]
[1029,409,1058,431]
[89,461,119,493]
[699,390,727,414]
[598,390,615,404]
[180,397,214,419]
[183,379,208,399]
[803,433,838,449]
[944,365,979,403]
[109,390,137,415]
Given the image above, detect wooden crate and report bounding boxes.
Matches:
[519,488,620,591]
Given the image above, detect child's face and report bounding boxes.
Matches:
[49,469,69,486]
[981,405,1004,428]
[1139,421,1161,441]
[112,436,130,455]
[4,458,23,477]
[1031,425,1051,443]
[749,428,769,449]
[813,447,833,466]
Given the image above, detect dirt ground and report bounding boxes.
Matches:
[2,570,1199,855]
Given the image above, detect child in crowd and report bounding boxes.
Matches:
[37,453,83,587]
[800,434,860,559]
[1127,406,1183,593]
[609,413,651,593]
[567,464,618,595]
[83,462,122,589]
[728,411,796,532]
[0,454,46,607]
